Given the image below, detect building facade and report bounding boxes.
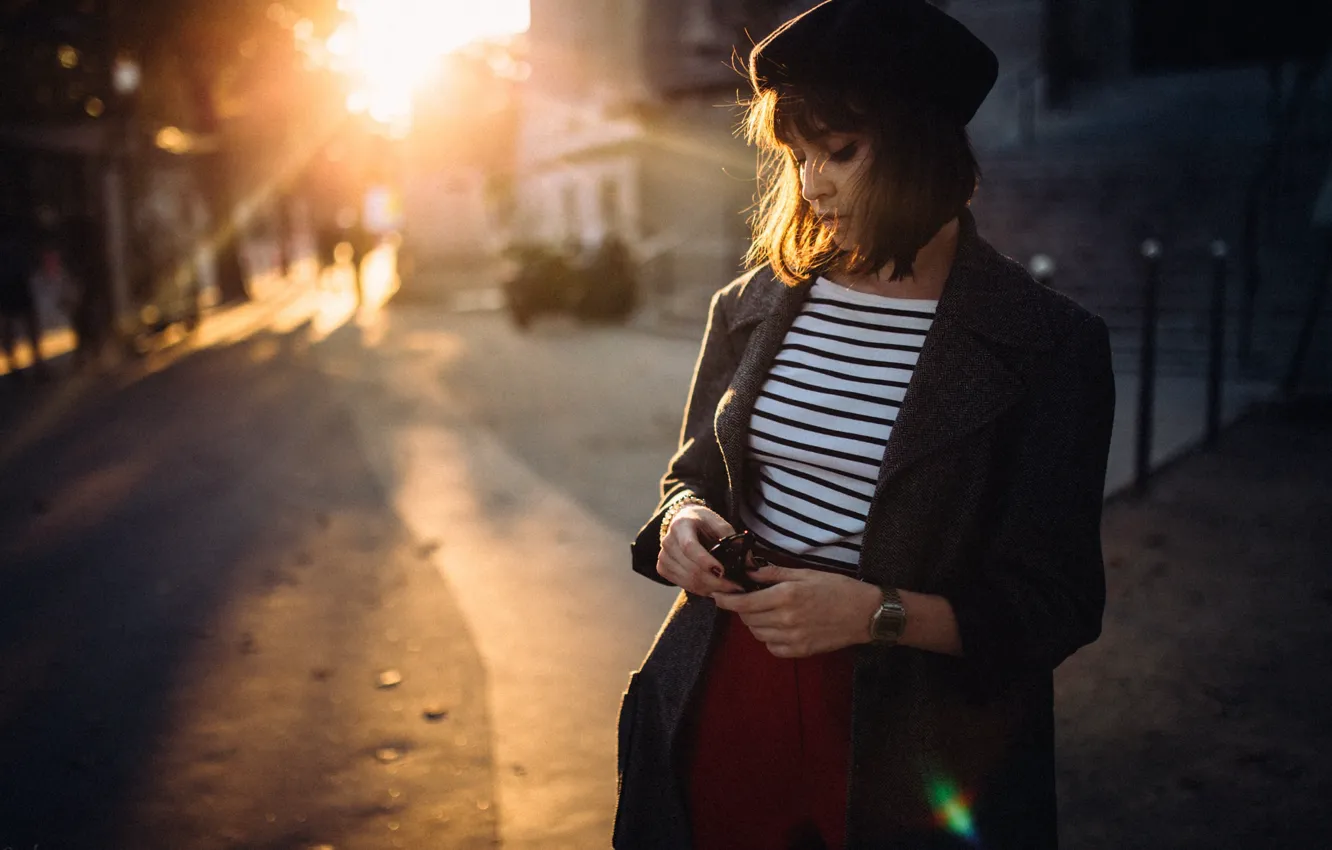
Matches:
[514,0,791,319]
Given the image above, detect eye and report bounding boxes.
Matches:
[829,142,859,163]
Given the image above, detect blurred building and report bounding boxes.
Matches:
[514,0,797,320]
[396,42,524,295]
[0,0,139,341]
[1,0,336,350]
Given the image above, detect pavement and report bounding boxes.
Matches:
[0,273,1328,849]
[1057,400,1332,849]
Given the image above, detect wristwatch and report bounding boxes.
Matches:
[868,585,907,646]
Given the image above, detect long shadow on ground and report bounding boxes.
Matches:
[0,327,496,849]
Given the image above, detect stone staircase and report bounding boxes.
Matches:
[972,67,1332,391]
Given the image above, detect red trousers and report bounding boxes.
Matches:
[685,611,856,850]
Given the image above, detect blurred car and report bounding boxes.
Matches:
[502,237,638,329]
[502,243,581,328]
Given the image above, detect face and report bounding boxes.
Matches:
[786,130,873,251]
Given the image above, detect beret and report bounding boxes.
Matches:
[749,0,999,126]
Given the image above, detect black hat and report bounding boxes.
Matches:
[749,0,999,126]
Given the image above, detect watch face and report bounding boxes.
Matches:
[873,602,906,643]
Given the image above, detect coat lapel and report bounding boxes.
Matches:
[873,210,1054,491]
[872,299,1024,491]
[861,210,1056,582]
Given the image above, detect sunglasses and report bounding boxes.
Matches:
[707,530,769,592]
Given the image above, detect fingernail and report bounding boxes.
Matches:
[709,567,723,578]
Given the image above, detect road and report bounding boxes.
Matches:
[0,325,499,848]
[0,284,695,849]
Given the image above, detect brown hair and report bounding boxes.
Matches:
[742,71,981,285]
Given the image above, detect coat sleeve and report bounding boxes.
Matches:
[629,288,741,585]
[946,313,1116,689]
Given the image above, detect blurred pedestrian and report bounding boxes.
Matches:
[272,194,292,281]
[343,212,379,307]
[615,2,1115,849]
[314,218,340,288]
[30,241,78,335]
[62,214,111,370]
[0,212,47,381]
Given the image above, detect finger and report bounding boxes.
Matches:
[765,643,804,659]
[718,582,788,612]
[679,535,724,572]
[665,551,741,596]
[736,610,789,630]
[748,625,789,644]
[659,549,703,587]
[694,511,736,540]
[664,522,724,571]
[711,586,770,611]
[698,566,745,595]
[667,534,729,583]
[747,565,804,584]
[656,551,689,587]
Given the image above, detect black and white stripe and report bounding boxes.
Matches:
[741,277,936,570]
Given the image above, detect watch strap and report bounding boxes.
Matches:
[870,585,907,646]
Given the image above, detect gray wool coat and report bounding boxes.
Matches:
[614,210,1115,850]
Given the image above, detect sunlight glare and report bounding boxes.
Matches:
[332,0,529,130]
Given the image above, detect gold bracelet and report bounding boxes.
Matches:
[659,495,710,544]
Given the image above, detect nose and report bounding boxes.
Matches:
[800,156,833,208]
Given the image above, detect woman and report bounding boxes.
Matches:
[614,1,1115,849]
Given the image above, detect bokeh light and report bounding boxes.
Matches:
[155,126,192,154]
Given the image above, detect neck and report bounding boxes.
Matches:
[828,217,960,299]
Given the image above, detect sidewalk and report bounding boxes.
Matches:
[1057,401,1332,848]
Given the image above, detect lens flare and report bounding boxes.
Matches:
[927,774,979,844]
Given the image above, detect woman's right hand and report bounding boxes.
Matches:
[657,505,746,595]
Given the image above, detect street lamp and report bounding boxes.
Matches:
[108,53,143,342]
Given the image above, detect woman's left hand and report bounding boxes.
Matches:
[711,565,883,658]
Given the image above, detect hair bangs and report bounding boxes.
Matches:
[742,76,980,287]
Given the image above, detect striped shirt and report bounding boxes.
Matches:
[740,277,937,572]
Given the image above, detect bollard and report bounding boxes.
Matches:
[1018,67,1038,146]
[1206,240,1229,448]
[1135,238,1162,496]
[1029,254,1056,289]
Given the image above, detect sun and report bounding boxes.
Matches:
[325,0,529,131]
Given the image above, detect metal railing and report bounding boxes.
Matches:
[1030,236,1236,497]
